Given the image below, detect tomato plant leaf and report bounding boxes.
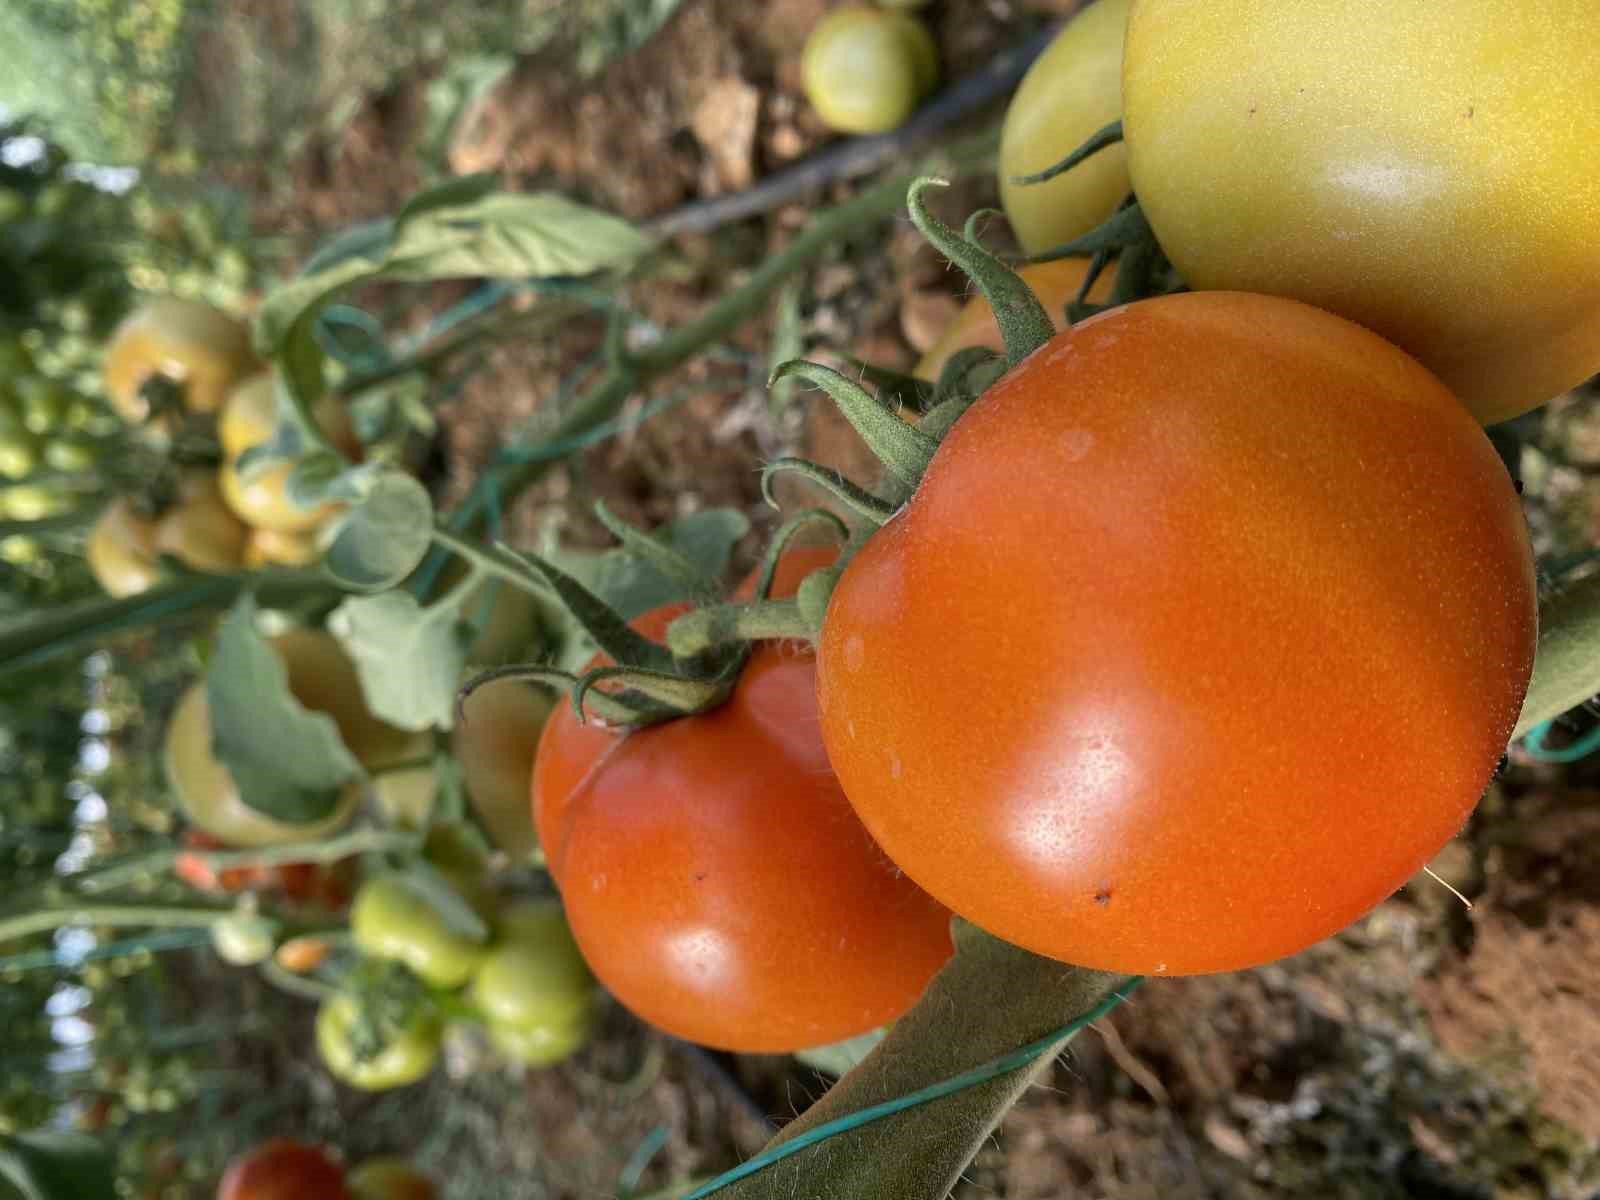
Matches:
[323,471,435,592]
[332,586,471,732]
[385,190,655,282]
[0,1132,117,1200]
[207,596,364,825]
[716,925,1125,1200]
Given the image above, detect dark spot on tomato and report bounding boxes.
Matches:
[1094,887,1112,906]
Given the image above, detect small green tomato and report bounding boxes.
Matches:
[801,7,939,135]
[350,873,487,989]
[316,994,441,1091]
[209,910,278,966]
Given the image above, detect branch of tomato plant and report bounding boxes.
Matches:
[711,923,1124,1200]
[68,827,421,896]
[451,136,1000,536]
[0,567,341,675]
[0,902,306,947]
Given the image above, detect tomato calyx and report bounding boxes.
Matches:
[1010,117,1125,190]
[336,958,436,1065]
[458,504,845,730]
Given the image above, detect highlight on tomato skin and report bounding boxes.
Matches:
[531,546,955,1054]
[815,291,1538,978]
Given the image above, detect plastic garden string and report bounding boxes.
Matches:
[1522,718,1600,765]
[679,977,1144,1200]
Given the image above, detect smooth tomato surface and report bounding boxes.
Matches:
[217,1139,348,1200]
[998,0,1129,256]
[818,292,1537,976]
[1123,0,1600,424]
[800,7,936,135]
[532,547,952,1052]
[914,258,1114,382]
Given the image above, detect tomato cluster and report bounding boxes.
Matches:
[324,880,598,1088]
[86,297,365,598]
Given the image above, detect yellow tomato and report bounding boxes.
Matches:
[220,374,361,461]
[453,679,554,860]
[801,7,938,135]
[164,680,362,849]
[1123,0,1600,424]
[102,297,257,422]
[914,258,1116,381]
[998,0,1130,256]
[220,458,343,535]
[86,500,163,598]
[243,526,321,569]
[153,471,249,573]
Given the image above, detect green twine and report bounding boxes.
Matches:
[1522,718,1600,765]
[680,976,1143,1200]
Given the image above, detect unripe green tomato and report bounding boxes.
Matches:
[44,438,101,472]
[801,7,938,135]
[470,901,595,1031]
[998,0,1130,256]
[0,431,40,480]
[350,874,486,989]
[486,1009,593,1068]
[316,994,440,1091]
[209,911,277,965]
[1,484,70,521]
[347,1158,437,1200]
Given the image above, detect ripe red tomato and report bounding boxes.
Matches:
[817,292,1537,976]
[217,1139,348,1200]
[532,546,953,1052]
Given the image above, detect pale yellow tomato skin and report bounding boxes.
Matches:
[220,374,361,461]
[243,526,322,569]
[453,679,554,861]
[103,297,257,422]
[154,471,250,573]
[86,499,163,597]
[1123,0,1600,424]
[165,680,362,849]
[801,8,936,135]
[220,459,343,534]
[998,0,1130,257]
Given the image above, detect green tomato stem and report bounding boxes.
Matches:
[666,600,812,658]
[0,904,229,945]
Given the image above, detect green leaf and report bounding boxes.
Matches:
[323,472,435,592]
[332,587,470,732]
[207,597,364,825]
[0,1132,117,1200]
[795,1028,886,1077]
[385,190,655,282]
